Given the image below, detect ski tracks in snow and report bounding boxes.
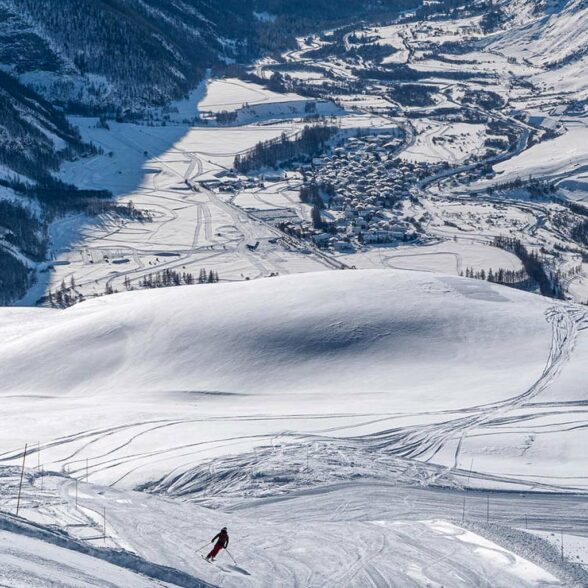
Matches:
[361,304,586,467]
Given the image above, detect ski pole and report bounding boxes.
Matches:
[225,548,237,565]
[195,541,211,552]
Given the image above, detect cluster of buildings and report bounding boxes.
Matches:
[305,134,441,250]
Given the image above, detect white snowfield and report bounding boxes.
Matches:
[1,270,587,494]
[2,271,588,586]
[0,528,179,588]
[0,473,572,588]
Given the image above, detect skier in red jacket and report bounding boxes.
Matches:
[206,527,229,562]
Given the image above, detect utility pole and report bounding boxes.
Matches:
[16,443,28,517]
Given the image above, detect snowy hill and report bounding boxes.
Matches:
[1,270,587,586]
[0,473,577,588]
[1,270,586,493]
[491,0,588,96]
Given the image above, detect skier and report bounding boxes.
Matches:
[205,527,229,562]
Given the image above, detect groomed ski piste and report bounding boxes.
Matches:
[1,270,588,586]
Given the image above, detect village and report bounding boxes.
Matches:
[303,133,434,252]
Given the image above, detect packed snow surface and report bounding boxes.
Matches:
[1,270,586,494]
[2,473,578,588]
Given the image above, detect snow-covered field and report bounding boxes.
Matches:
[199,78,310,113]
[336,240,523,275]
[2,472,582,587]
[2,270,587,492]
[399,120,487,164]
[1,270,588,586]
[41,112,333,303]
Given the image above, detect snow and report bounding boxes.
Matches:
[50,115,332,300]
[1,269,586,495]
[429,520,559,585]
[484,118,588,187]
[528,529,588,568]
[199,78,309,114]
[490,0,588,69]
[0,530,178,588]
[336,240,523,275]
[0,472,580,588]
[4,4,588,584]
[399,120,488,165]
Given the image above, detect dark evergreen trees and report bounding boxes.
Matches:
[234,125,337,173]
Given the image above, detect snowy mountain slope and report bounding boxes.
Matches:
[1,472,577,588]
[0,0,253,111]
[490,0,588,95]
[0,270,586,494]
[0,69,101,305]
[497,0,588,66]
[0,530,181,588]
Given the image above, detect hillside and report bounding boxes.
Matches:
[0,269,587,586]
[0,0,252,112]
[491,0,588,97]
[0,270,586,493]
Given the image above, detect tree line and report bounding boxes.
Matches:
[494,236,564,299]
[234,125,338,174]
[462,266,530,288]
[138,268,219,290]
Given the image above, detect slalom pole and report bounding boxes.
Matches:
[225,548,238,565]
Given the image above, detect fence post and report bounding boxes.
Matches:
[16,443,28,517]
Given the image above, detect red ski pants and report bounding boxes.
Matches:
[207,542,224,559]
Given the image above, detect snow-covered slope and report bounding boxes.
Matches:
[497,0,588,64]
[1,474,574,588]
[492,0,588,96]
[0,270,586,494]
[0,269,552,399]
[0,529,179,588]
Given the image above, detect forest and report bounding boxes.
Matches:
[234,125,338,174]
